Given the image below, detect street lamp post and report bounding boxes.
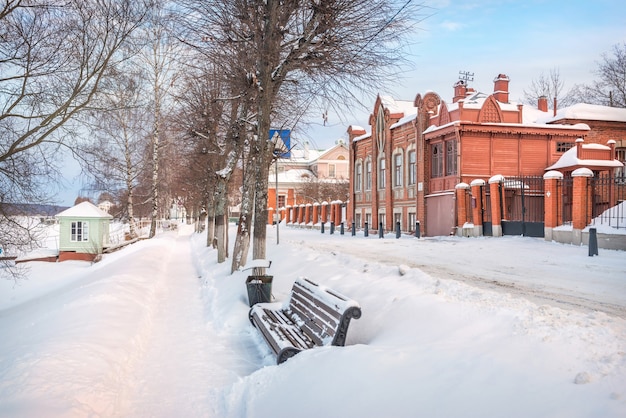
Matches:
[271,133,289,245]
[275,157,280,244]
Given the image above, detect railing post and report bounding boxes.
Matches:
[572,168,594,246]
[543,171,563,242]
[489,175,505,237]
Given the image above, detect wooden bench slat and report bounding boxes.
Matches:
[249,278,361,364]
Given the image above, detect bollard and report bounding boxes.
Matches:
[340,222,345,235]
[321,222,325,234]
[415,221,420,239]
[395,221,401,238]
[588,227,599,256]
[330,221,335,234]
[379,222,384,238]
[364,222,369,237]
[351,222,355,236]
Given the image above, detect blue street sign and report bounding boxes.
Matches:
[269,129,290,158]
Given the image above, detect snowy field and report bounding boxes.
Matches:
[1,223,625,417]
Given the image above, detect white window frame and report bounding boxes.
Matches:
[71,221,89,242]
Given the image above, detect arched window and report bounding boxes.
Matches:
[394,152,403,187]
[446,140,457,176]
[365,159,372,190]
[408,150,416,185]
[378,156,386,189]
[432,143,443,178]
[355,161,362,192]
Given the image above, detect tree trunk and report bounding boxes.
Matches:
[252,155,270,261]
[149,122,159,238]
[231,155,256,273]
[206,196,216,248]
[214,178,227,262]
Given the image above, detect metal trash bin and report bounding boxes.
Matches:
[246,275,273,306]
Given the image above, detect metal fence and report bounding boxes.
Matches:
[590,175,626,229]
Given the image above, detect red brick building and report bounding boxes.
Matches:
[348,74,626,237]
[268,141,349,225]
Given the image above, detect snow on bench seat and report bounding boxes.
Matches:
[249,277,362,364]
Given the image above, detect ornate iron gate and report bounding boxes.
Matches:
[501,176,545,237]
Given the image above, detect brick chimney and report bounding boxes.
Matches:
[493,74,510,103]
[538,96,548,112]
[453,80,467,103]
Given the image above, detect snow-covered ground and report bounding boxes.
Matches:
[1,223,625,417]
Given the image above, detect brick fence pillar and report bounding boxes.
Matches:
[297,204,305,224]
[543,170,563,242]
[285,205,291,224]
[312,203,319,225]
[489,174,505,237]
[277,207,284,223]
[455,183,470,236]
[321,201,328,224]
[470,179,485,236]
[267,207,275,225]
[572,168,594,245]
[334,200,343,226]
[305,204,311,225]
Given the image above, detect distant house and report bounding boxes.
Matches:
[56,201,113,262]
[97,200,113,213]
[267,140,349,223]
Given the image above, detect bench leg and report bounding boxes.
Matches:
[277,347,301,365]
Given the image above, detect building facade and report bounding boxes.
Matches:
[348,74,626,237]
[268,141,349,224]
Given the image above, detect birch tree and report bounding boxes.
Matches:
[80,70,149,239]
[142,1,182,238]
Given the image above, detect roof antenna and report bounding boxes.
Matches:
[458,70,474,85]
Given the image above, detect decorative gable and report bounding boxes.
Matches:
[479,96,503,123]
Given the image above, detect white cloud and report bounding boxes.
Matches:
[440,20,464,31]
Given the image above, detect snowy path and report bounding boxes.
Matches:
[297,234,626,318]
[118,231,238,417]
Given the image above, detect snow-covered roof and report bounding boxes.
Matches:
[391,113,417,130]
[541,103,626,124]
[546,142,624,171]
[270,168,315,183]
[380,95,416,117]
[289,148,322,162]
[56,201,113,218]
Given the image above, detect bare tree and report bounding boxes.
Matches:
[297,177,349,205]
[523,67,576,109]
[180,0,422,270]
[80,69,150,239]
[0,0,148,276]
[141,1,183,238]
[569,43,626,108]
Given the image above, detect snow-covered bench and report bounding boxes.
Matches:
[249,277,362,364]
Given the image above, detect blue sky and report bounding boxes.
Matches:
[304,0,626,149]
